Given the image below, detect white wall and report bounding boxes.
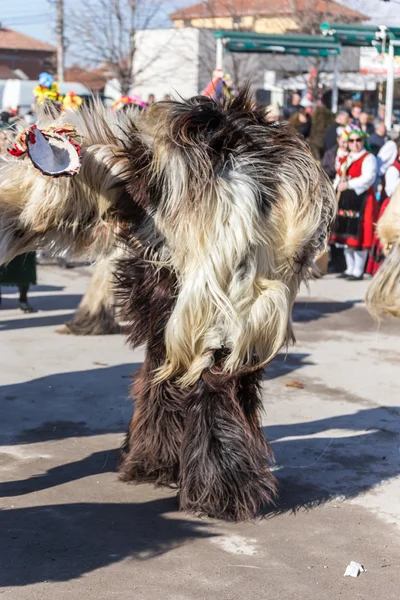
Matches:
[132,28,200,102]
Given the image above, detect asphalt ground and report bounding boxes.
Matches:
[1,265,399,599]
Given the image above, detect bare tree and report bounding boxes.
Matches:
[68,0,168,94]
[172,0,364,100]
[171,0,264,89]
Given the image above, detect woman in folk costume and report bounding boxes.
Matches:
[0,92,336,521]
[366,140,400,276]
[331,125,378,281]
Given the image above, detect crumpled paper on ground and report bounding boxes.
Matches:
[344,561,366,577]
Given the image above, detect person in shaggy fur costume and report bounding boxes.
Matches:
[0,92,336,521]
[366,183,400,319]
[56,250,122,336]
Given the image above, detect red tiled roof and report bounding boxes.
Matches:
[0,27,56,52]
[65,65,110,91]
[170,0,368,22]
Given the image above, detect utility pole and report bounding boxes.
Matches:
[56,0,65,82]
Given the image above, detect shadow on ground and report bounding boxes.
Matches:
[1,284,65,294]
[0,364,139,445]
[0,294,82,314]
[292,300,361,323]
[264,352,313,380]
[1,366,400,584]
[292,297,400,335]
[0,497,216,586]
[264,405,400,516]
[0,313,76,331]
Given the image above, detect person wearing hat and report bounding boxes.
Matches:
[331,125,378,280]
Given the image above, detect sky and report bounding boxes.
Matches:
[2,0,400,51]
[335,0,400,26]
[0,0,190,47]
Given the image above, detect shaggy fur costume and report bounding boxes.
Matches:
[58,250,121,336]
[0,92,336,520]
[366,184,400,319]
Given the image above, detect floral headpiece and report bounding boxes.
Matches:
[341,124,367,140]
[111,95,147,111]
[63,91,83,112]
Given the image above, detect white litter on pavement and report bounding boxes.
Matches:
[211,535,257,555]
[344,561,366,577]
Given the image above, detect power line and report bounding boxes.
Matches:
[1,14,51,22]
[1,18,52,27]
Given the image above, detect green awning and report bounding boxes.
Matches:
[321,23,400,55]
[214,30,341,57]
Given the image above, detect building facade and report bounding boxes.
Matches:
[170,0,367,34]
[0,28,56,80]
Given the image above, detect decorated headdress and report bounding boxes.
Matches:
[341,124,372,151]
[63,91,83,112]
[111,95,147,111]
[34,72,63,105]
[341,124,367,141]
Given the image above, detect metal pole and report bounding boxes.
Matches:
[385,42,394,131]
[331,54,339,113]
[57,0,65,83]
[216,37,224,71]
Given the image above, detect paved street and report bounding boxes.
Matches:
[1,265,399,599]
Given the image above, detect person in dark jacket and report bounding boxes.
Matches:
[351,105,362,127]
[283,92,302,119]
[359,112,375,137]
[322,110,349,155]
[369,123,389,156]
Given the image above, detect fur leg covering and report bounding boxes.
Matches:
[119,356,184,486]
[179,369,277,521]
[117,247,182,485]
[61,252,121,336]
